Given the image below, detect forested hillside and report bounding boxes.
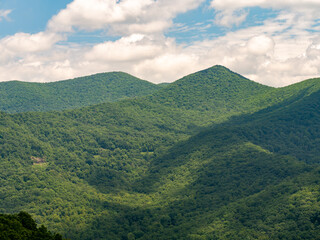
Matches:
[1,66,320,239]
[0,211,65,240]
[0,72,161,113]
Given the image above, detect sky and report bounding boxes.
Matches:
[0,0,320,87]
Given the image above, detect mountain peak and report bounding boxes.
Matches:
[148,65,272,115]
[204,64,231,71]
[175,65,270,92]
[199,65,242,75]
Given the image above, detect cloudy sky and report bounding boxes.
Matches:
[0,0,320,86]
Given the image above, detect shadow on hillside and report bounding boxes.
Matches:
[75,133,309,239]
[67,82,320,240]
[133,88,320,194]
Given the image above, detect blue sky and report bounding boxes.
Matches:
[0,1,276,43]
[0,0,320,86]
[0,0,72,36]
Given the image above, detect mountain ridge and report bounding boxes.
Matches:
[0,72,161,113]
[1,65,320,239]
[2,65,320,115]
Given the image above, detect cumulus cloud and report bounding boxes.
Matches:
[247,35,274,56]
[0,0,319,87]
[48,0,204,35]
[85,34,165,62]
[0,0,207,82]
[0,9,11,21]
[0,32,64,54]
[204,0,320,86]
[133,53,201,83]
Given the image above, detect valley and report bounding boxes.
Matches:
[1,66,320,239]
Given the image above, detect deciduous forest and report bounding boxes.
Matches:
[1,66,320,239]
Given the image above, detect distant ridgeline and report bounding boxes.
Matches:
[0,211,65,240]
[1,66,320,239]
[0,72,162,113]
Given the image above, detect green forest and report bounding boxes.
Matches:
[0,72,161,113]
[0,211,65,240]
[1,66,320,239]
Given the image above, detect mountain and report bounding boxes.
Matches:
[146,65,273,124]
[134,78,320,239]
[150,65,271,108]
[1,66,320,239]
[0,72,161,113]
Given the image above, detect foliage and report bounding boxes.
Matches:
[0,72,161,113]
[0,211,65,240]
[1,65,320,239]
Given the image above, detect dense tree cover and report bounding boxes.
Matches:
[0,72,161,113]
[1,66,320,239]
[0,211,65,240]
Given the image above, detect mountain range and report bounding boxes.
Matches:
[0,72,162,113]
[1,65,320,239]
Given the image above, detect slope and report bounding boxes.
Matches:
[1,66,320,239]
[128,78,320,239]
[146,65,274,124]
[0,72,161,113]
[226,77,320,163]
[0,212,65,240]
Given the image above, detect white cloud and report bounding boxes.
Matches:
[0,9,11,21]
[0,0,319,87]
[48,0,204,35]
[133,53,201,83]
[0,0,207,82]
[247,35,274,56]
[85,34,164,62]
[0,32,64,54]
[214,9,248,27]
[205,0,320,85]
